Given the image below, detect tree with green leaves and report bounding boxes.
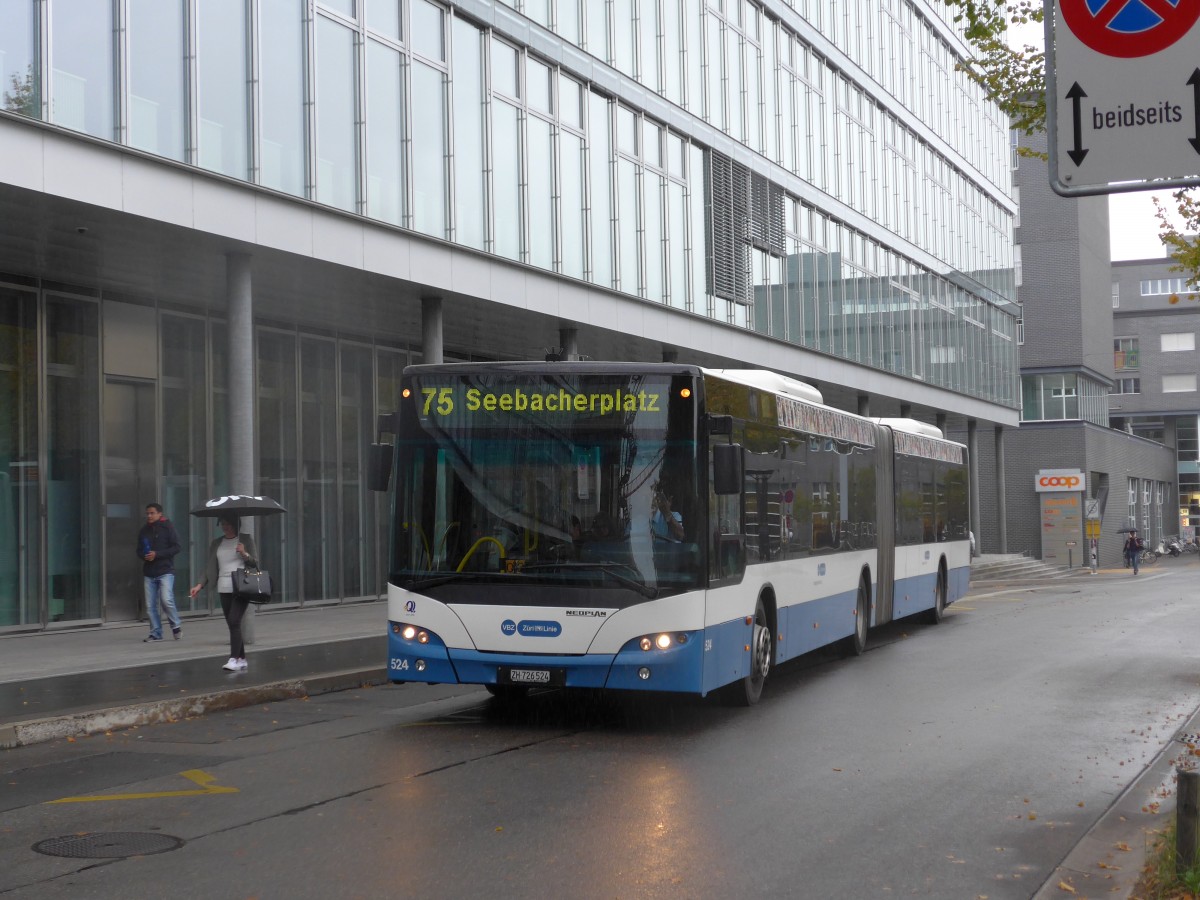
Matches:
[2,65,38,119]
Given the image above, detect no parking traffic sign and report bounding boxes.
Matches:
[1048,0,1200,195]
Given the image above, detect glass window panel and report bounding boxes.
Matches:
[588,93,613,287]
[525,0,550,28]
[668,180,687,308]
[614,0,635,75]
[685,0,702,115]
[366,0,400,40]
[663,1,681,104]
[50,0,113,137]
[160,315,208,614]
[491,38,519,98]
[128,0,186,160]
[528,116,555,270]
[617,106,638,156]
[707,17,724,129]
[412,0,445,62]
[586,0,609,63]
[688,143,707,315]
[316,16,358,212]
[558,0,581,46]
[340,344,375,598]
[0,288,40,626]
[366,40,404,225]
[197,0,248,178]
[667,133,684,178]
[527,58,552,115]
[492,100,521,261]
[642,120,662,168]
[641,0,659,89]
[411,61,447,237]
[45,297,102,622]
[257,331,299,604]
[559,75,582,130]
[0,0,39,117]
[300,338,338,601]
[618,157,640,295]
[560,130,585,279]
[260,0,306,196]
[319,0,355,17]
[644,172,664,302]
[453,18,486,250]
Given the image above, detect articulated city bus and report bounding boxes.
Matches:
[370,363,969,705]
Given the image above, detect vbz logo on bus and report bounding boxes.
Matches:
[405,599,417,614]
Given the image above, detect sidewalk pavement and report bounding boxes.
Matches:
[0,600,389,749]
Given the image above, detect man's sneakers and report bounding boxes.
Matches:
[143,634,163,642]
[222,657,249,671]
[172,627,182,640]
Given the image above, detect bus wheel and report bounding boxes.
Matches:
[728,598,772,706]
[844,575,869,657]
[924,566,947,625]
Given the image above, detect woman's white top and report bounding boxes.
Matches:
[216,537,241,593]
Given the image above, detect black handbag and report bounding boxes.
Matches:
[233,566,273,604]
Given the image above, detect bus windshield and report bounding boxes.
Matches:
[392,370,702,605]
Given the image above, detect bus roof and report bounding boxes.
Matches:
[701,369,824,405]
[872,417,946,440]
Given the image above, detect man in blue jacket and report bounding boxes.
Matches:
[137,503,182,641]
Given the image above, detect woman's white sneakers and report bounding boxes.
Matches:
[222,657,248,671]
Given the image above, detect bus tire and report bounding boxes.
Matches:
[726,597,772,707]
[924,565,947,625]
[843,574,870,657]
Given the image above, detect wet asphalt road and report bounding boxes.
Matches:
[2,565,1199,899]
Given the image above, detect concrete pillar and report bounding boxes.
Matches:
[857,394,870,416]
[967,420,980,555]
[560,326,578,360]
[994,425,1007,554]
[226,253,257,644]
[422,297,444,364]
[899,403,911,418]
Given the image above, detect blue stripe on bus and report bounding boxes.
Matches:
[776,587,859,663]
[892,572,937,619]
[948,565,969,603]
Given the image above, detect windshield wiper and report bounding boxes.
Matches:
[519,562,658,598]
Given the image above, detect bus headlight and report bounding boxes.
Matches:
[638,633,689,652]
[400,625,429,644]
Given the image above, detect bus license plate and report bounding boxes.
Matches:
[500,667,563,686]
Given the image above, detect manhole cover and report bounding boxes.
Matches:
[33,832,184,859]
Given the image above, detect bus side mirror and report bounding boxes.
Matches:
[368,443,393,492]
[713,443,743,495]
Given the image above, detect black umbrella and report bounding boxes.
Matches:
[190,495,287,517]
[1114,527,1138,534]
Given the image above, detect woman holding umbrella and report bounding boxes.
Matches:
[190,514,259,671]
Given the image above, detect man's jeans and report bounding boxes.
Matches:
[144,573,181,638]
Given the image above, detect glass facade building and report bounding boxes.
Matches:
[0,0,1019,628]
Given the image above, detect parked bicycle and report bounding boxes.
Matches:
[1140,545,1159,565]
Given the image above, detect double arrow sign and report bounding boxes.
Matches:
[1062,71,1200,166]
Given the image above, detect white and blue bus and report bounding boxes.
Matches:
[370,363,970,705]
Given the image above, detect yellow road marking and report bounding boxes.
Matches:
[47,769,239,804]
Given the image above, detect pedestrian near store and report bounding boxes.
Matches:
[137,503,183,641]
[1123,530,1142,575]
[189,514,258,672]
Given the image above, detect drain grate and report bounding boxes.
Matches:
[33,832,184,859]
